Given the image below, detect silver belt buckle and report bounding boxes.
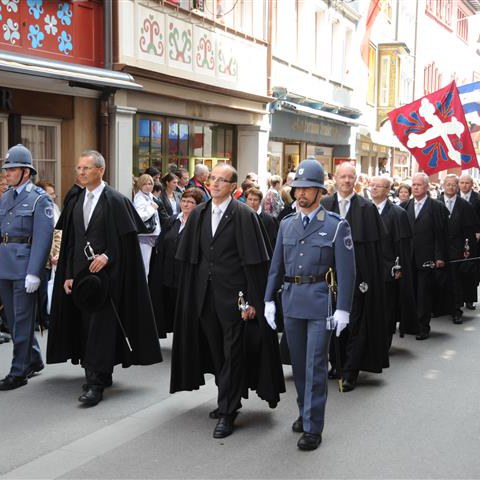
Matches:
[83,241,96,261]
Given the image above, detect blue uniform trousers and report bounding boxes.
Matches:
[285,316,331,435]
[0,279,43,377]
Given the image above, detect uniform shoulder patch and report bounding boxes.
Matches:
[44,206,54,219]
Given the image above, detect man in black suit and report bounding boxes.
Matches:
[458,173,480,309]
[321,163,387,392]
[170,164,284,439]
[370,176,416,345]
[402,172,449,340]
[48,150,162,406]
[438,174,478,324]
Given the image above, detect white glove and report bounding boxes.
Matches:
[25,274,41,293]
[334,310,349,337]
[264,301,277,330]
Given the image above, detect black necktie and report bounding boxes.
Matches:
[303,216,310,229]
[13,190,18,200]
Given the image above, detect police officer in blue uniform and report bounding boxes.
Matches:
[0,144,54,390]
[264,159,355,450]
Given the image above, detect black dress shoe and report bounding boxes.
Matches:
[297,432,322,451]
[213,416,234,438]
[341,379,356,392]
[452,309,463,324]
[416,332,429,340]
[0,375,27,391]
[25,363,44,379]
[78,386,104,406]
[0,332,10,344]
[328,368,340,379]
[466,302,476,310]
[292,416,303,433]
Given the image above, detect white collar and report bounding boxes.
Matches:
[338,192,355,202]
[374,199,388,213]
[212,196,232,214]
[86,181,105,198]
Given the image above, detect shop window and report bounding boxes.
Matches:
[136,116,163,174]
[21,119,60,193]
[135,115,234,175]
[168,121,190,170]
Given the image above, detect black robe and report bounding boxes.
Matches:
[170,200,285,407]
[47,185,162,367]
[380,200,417,337]
[321,193,388,374]
[148,214,182,338]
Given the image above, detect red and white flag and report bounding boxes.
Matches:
[388,81,478,175]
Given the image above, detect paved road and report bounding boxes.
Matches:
[1,309,480,479]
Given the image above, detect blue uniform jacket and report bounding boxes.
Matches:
[0,182,54,280]
[265,207,356,319]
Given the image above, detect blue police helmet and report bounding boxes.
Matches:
[2,144,37,175]
[290,158,326,191]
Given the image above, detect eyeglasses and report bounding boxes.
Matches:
[370,184,389,189]
[75,166,97,172]
[209,176,234,184]
[181,199,197,205]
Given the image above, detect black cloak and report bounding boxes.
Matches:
[380,201,417,336]
[322,193,388,373]
[169,200,285,407]
[47,185,162,367]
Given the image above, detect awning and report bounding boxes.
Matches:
[0,51,142,91]
[277,100,364,127]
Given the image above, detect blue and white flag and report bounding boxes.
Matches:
[459,81,480,133]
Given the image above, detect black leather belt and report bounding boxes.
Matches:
[284,275,324,285]
[1,235,32,244]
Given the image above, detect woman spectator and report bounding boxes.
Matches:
[36,181,62,330]
[160,172,181,216]
[396,183,412,204]
[134,174,161,277]
[263,174,284,218]
[149,188,204,337]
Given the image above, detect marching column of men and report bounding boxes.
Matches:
[1,147,480,451]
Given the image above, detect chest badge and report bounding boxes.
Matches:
[319,232,327,236]
[22,204,29,207]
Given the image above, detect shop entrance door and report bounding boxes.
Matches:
[284,143,300,178]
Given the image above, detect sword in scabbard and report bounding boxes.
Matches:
[325,267,343,393]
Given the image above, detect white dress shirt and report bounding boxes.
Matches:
[83,181,106,226]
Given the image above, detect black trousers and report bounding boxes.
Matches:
[81,301,118,380]
[199,284,244,416]
[413,268,433,334]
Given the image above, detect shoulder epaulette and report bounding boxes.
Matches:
[326,210,342,221]
[281,211,297,222]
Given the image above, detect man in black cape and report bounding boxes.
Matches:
[438,174,478,324]
[458,173,480,309]
[401,172,449,340]
[370,176,416,345]
[170,164,285,439]
[321,162,387,392]
[47,150,162,406]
